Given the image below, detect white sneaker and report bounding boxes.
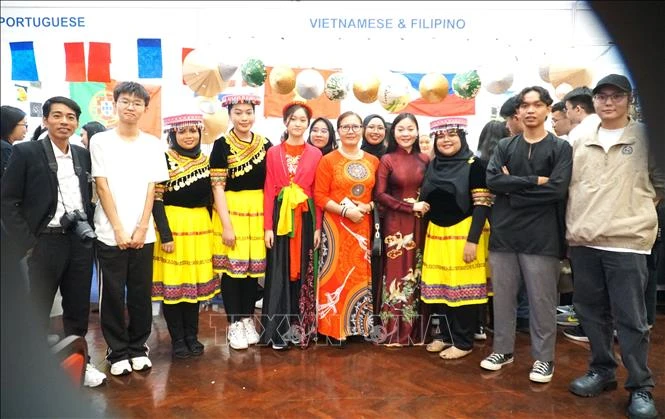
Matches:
[242,317,260,345]
[83,363,107,387]
[255,298,263,310]
[130,356,152,372]
[110,359,132,376]
[228,321,249,350]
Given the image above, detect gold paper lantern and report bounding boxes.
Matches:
[419,73,449,103]
[268,65,296,95]
[197,96,228,145]
[352,74,380,104]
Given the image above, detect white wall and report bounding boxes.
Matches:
[1,0,630,150]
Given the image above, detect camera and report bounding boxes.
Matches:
[60,210,97,242]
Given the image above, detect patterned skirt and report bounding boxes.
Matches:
[152,206,219,304]
[212,189,266,279]
[421,217,490,306]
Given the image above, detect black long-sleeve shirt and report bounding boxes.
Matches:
[486,133,572,257]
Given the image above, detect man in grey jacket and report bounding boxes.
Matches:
[566,74,664,419]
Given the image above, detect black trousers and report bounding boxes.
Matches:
[28,231,93,337]
[162,302,200,343]
[96,241,154,363]
[570,246,654,391]
[432,303,478,351]
[221,273,257,324]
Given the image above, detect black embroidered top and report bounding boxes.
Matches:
[209,130,272,191]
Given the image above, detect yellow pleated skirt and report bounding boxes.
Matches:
[152,206,219,304]
[212,189,266,279]
[421,217,491,306]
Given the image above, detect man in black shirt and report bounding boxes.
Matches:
[481,86,572,384]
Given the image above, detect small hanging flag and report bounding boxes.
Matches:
[9,42,39,81]
[137,38,163,79]
[87,42,111,82]
[64,42,86,82]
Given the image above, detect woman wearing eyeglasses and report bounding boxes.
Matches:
[374,113,430,347]
[314,111,379,346]
[420,118,492,360]
[307,117,337,156]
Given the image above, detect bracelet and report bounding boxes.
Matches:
[341,207,348,218]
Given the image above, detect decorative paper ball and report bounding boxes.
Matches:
[241,58,267,87]
[539,64,551,83]
[555,83,574,100]
[377,74,412,112]
[324,72,349,101]
[295,69,325,100]
[452,70,482,99]
[483,71,514,95]
[352,74,381,104]
[269,65,296,95]
[419,73,449,103]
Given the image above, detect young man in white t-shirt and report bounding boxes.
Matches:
[91,81,169,376]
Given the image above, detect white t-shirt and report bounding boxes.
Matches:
[90,129,169,246]
[568,113,601,146]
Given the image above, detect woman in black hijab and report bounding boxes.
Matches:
[419,117,492,361]
[361,114,388,158]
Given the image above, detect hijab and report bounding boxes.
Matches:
[420,131,474,213]
[168,128,202,159]
[360,114,387,158]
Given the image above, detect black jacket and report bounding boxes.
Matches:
[486,133,572,258]
[0,137,93,255]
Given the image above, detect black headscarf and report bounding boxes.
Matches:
[360,114,387,158]
[420,130,474,213]
[168,128,202,159]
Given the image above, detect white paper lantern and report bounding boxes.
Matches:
[377,73,412,112]
[324,72,349,101]
[295,69,325,100]
[555,83,574,100]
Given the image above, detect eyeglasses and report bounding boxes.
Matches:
[339,124,362,133]
[593,93,628,103]
[117,99,146,108]
[310,128,329,135]
[434,128,460,138]
[17,123,28,128]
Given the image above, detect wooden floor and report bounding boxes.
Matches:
[74,305,664,418]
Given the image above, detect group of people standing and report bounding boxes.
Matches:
[0,73,661,418]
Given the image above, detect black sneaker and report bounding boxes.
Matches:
[563,325,589,342]
[627,390,658,419]
[173,339,191,359]
[480,352,514,371]
[529,360,554,383]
